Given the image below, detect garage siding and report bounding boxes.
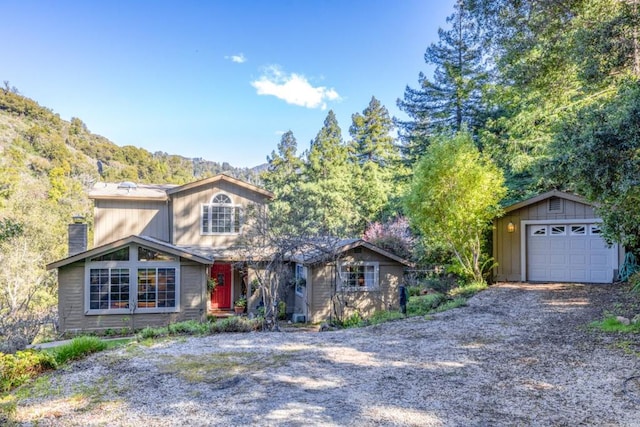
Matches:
[493,192,621,283]
[526,224,616,283]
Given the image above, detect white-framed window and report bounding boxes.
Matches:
[295,264,306,296]
[201,193,241,234]
[89,268,130,310]
[339,262,379,291]
[590,224,602,235]
[531,225,547,236]
[85,245,180,315]
[550,225,566,236]
[137,268,177,310]
[570,225,586,235]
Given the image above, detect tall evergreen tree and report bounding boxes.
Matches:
[349,97,404,229]
[261,130,305,234]
[301,110,357,236]
[397,0,487,164]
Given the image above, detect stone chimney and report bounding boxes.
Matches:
[68,215,87,256]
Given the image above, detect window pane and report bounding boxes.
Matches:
[138,268,157,308]
[90,268,129,310]
[571,225,586,235]
[202,205,210,233]
[90,247,129,262]
[137,268,175,308]
[212,194,232,204]
[138,247,177,262]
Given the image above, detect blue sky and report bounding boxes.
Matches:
[3,1,455,168]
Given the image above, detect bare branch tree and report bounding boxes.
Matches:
[236,204,347,331]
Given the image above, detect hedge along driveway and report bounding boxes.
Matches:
[6,283,640,426]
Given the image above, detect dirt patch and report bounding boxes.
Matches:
[7,283,640,426]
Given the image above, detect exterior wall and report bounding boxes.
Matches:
[171,180,268,247]
[57,260,206,333]
[93,200,169,246]
[493,197,616,282]
[306,248,404,323]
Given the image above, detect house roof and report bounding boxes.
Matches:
[88,174,274,201]
[290,238,413,267]
[46,235,214,270]
[88,182,177,201]
[166,174,274,199]
[504,190,590,214]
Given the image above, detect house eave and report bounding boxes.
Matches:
[47,235,214,270]
[166,173,274,199]
[504,190,590,214]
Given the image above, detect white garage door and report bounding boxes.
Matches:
[527,224,616,283]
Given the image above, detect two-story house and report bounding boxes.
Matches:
[47,174,410,333]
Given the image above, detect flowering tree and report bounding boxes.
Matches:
[363,216,415,261]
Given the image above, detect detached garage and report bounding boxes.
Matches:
[493,190,623,284]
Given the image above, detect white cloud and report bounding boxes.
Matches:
[251,66,340,110]
[225,53,247,63]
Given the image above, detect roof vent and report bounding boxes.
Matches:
[117,181,138,193]
[548,197,563,213]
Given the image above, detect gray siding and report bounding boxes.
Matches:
[57,260,206,333]
[307,248,404,323]
[171,181,268,247]
[94,200,169,246]
[493,197,620,282]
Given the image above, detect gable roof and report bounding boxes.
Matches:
[292,238,413,266]
[504,190,590,214]
[46,235,214,270]
[88,174,273,201]
[89,182,177,201]
[166,174,274,199]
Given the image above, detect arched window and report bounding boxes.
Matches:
[201,193,241,234]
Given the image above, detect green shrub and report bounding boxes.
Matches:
[138,326,169,340]
[407,293,446,316]
[448,281,488,298]
[278,301,287,320]
[53,336,107,365]
[408,285,423,297]
[0,350,57,392]
[339,312,364,328]
[433,297,467,312]
[630,272,640,293]
[368,310,404,325]
[210,316,260,333]
[590,316,640,333]
[168,320,209,335]
[423,275,458,294]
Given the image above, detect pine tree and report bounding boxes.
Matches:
[261,131,305,234]
[301,111,357,236]
[397,0,487,164]
[348,97,405,229]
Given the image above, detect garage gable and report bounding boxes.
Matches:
[493,191,621,284]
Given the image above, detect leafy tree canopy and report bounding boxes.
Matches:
[404,131,506,282]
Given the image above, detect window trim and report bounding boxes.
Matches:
[201,192,242,235]
[85,245,181,315]
[338,261,380,291]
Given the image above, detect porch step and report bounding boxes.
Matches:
[208,310,237,319]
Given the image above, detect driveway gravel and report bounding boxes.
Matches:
[8,282,640,426]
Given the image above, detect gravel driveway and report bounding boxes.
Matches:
[9,283,640,426]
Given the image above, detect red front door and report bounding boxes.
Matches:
[211,264,232,309]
